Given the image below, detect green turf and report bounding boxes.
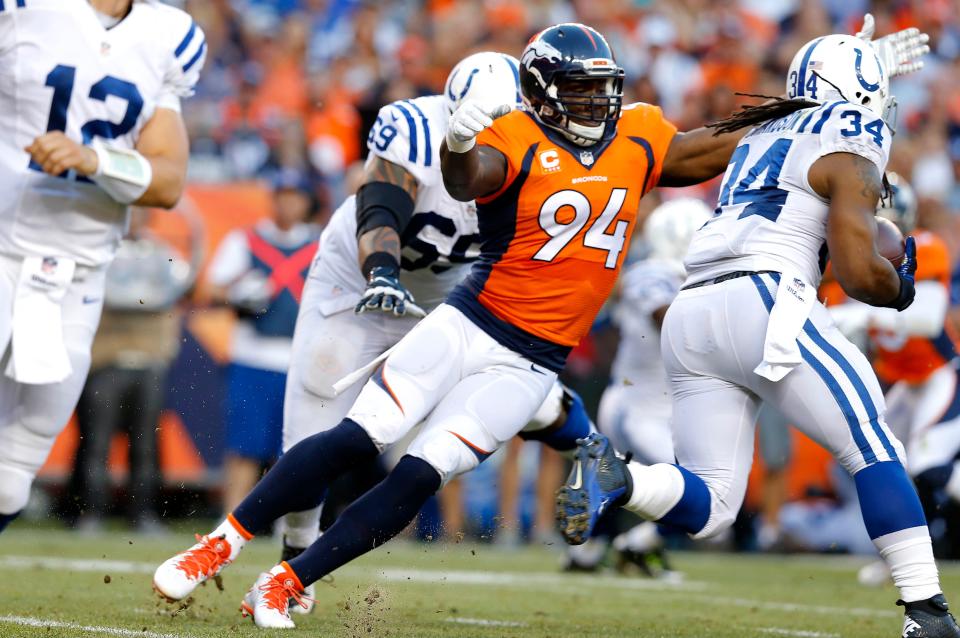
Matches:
[0,524,956,637]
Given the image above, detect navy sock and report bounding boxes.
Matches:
[0,510,20,533]
[233,419,378,534]
[519,387,593,451]
[855,461,927,539]
[914,464,954,493]
[287,455,441,585]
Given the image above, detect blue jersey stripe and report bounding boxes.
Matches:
[392,103,419,164]
[403,100,432,167]
[797,37,824,98]
[750,275,878,464]
[797,105,823,133]
[182,41,206,73]
[811,100,845,134]
[175,22,197,58]
[16,0,23,7]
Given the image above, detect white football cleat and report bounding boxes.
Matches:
[240,565,311,629]
[153,534,234,601]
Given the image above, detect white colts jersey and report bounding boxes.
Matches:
[684,101,892,287]
[315,95,480,311]
[611,257,684,404]
[0,0,204,267]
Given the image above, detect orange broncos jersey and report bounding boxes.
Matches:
[873,230,958,385]
[446,104,676,372]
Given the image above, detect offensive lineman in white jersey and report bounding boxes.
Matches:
[556,24,960,637]
[0,0,204,533]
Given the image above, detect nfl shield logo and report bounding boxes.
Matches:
[41,257,58,274]
[579,151,594,166]
[101,42,111,56]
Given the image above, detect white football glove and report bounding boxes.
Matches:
[445,100,513,153]
[856,13,930,78]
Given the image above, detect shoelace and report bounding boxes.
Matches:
[175,534,230,581]
[260,574,315,614]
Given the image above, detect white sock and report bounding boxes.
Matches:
[211,515,252,561]
[874,527,942,603]
[283,507,322,549]
[944,461,960,503]
[624,462,685,520]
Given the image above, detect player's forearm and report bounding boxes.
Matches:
[658,127,750,187]
[357,227,402,274]
[135,155,187,209]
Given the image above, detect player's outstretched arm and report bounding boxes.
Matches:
[354,156,426,318]
[657,126,752,187]
[811,152,914,309]
[440,100,509,202]
[24,107,189,209]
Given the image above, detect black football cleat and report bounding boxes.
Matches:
[900,595,960,637]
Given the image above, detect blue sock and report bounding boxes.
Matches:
[519,388,593,451]
[657,465,711,535]
[0,510,20,533]
[287,455,441,585]
[855,461,927,539]
[233,419,378,534]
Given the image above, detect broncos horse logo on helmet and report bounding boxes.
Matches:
[519,23,625,147]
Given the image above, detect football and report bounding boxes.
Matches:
[876,216,905,266]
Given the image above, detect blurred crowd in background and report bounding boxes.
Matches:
[38,0,960,555]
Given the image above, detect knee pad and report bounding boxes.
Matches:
[299,329,362,400]
[0,465,32,514]
[407,429,483,486]
[0,421,58,475]
[520,386,593,452]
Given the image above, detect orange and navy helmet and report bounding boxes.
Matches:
[519,23,625,147]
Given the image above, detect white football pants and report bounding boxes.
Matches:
[662,272,904,538]
[0,254,105,515]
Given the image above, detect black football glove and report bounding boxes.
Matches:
[882,235,917,311]
[355,266,426,318]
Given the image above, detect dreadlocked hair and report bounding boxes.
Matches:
[707,93,820,136]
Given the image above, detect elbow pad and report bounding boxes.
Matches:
[89,138,153,204]
[355,181,415,238]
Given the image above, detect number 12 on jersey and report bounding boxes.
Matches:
[533,188,628,269]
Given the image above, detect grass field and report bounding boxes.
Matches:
[0,525,957,638]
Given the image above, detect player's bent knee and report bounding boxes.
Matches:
[407,430,483,486]
[0,465,32,515]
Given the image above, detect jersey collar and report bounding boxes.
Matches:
[522,111,617,170]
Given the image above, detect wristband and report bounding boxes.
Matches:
[89,138,153,204]
[362,252,400,278]
[445,131,476,154]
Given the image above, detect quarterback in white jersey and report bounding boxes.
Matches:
[557,25,960,636]
[0,0,204,532]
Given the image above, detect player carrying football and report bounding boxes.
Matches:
[555,19,959,638]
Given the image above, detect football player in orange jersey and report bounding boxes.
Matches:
[150,23,762,627]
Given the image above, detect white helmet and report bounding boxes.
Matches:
[644,198,713,262]
[443,51,521,114]
[787,34,895,125]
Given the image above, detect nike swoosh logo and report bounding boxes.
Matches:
[570,461,583,490]
[530,364,546,375]
[82,296,101,305]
